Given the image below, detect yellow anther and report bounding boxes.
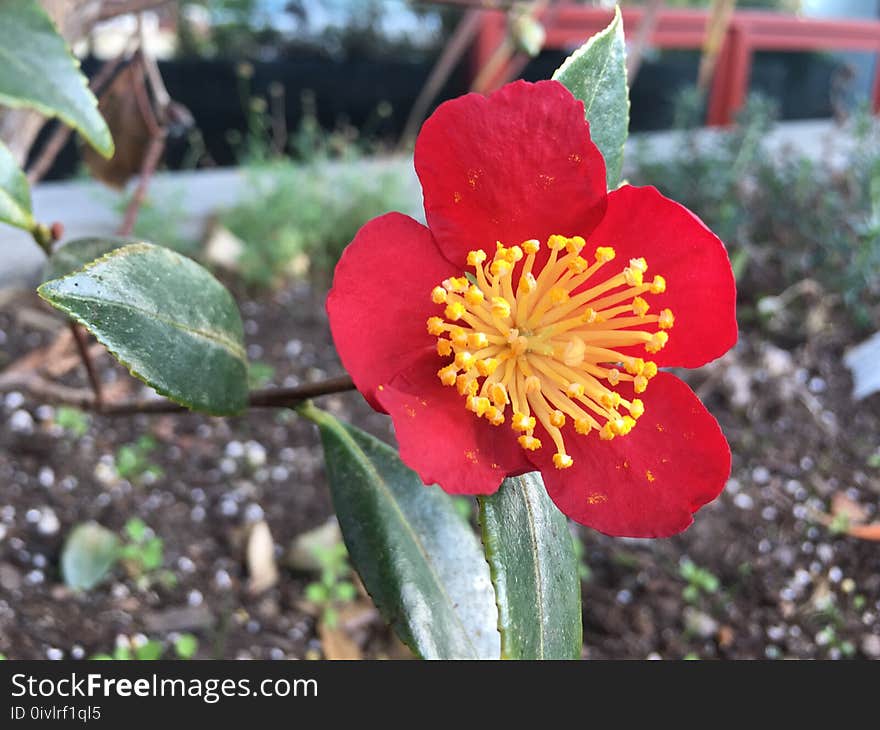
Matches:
[450,327,468,349]
[467,396,491,417]
[610,417,627,436]
[567,256,589,274]
[476,358,500,377]
[548,234,568,250]
[565,236,586,255]
[525,375,542,394]
[438,365,458,386]
[599,422,616,440]
[518,272,537,293]
[518,435,542,451]
[595,246,616,263]
[606,368,621,386]
[445,302,466,321]
[659,308,675,329]
[625,357,645,376]
[645,331,669,354]
[549,409,566,428]
[634,375,648,393]
[455,351,475,370]
[553,453,574,469]
[566,382,585,398]
[643,361,658,379]
[489,382,509,407]
[511,412,536,432]
[629,257,648,273]
[457,375,479,397]
[467,332,488,349]
[522,238,540,255]
[549,287,569,305]
[490,259,512,277]
[649,275,666,294]
[467,249,487,266]
[629,399,644,419]
[600,391,621,409]
[582,307,598,324]
[486,406,505,426]
[465,285,485,306]
[621,416,636,434]
[490,297,511,319]
[574,419,592,435]
[506,245,523,263]
[427,317,445,335]
[437,338,453,356]
[624,265,644,287]
[431,286,448,304]
[632,296,650,317]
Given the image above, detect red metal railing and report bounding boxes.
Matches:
[472,6,880,125]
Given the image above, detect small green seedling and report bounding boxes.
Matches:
[247,361,276,388]
[115,435,163,482]
[173,634,199,659]
[304,541,357,628]
[118,518,175,589]
[679,558,720,604]
[55,406,90,437]
[91,634,197,661]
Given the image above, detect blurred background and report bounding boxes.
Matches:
[0,0,878,660]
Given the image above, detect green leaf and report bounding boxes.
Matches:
[38,243,248,416]
[174,634,198,660]
[302,404,500,659]
[478,473,582,660]
[0,139,34,231]
[61,522,120,591]
[0,1,113,157]
[43,236,135,282]
[552,6,629,189]
[134,640,163,661]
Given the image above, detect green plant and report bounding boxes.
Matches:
[247,361,276,388]
[118,517,175,589]
[679,558,720,604]
[220,158,409,289]
[55,406,89,437]
[304,540,358,628]
[115,436,163,482]
[91,634,198,661]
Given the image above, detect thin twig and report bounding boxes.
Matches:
[116,133,166,237]
[0,372,356,416]
[69,322,103,408]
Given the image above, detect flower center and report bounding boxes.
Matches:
[426,235,674,469]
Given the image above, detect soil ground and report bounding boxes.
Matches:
[1,273,879,661]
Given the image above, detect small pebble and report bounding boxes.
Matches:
[9,410,34,434]
[733,493,754,510]
[187,589,203,607]
[46,647,63,661]
[5,392,25,409]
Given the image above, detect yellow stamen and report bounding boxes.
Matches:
[427,233,673,466]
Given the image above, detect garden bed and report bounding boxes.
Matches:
[1,267,878,660]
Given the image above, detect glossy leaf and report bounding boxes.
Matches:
[0,139,34,231]
[302,404,500,659]
[0,0,113,157]
[61,522,120,591]
[43,236,135,282]
[38,243,248,415]
[479,472,582,659]
[553,6,629,189]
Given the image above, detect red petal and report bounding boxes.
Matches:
[532,373,730,537]
[326,213,457,410]
[415,80,607,267]
[376,349,534,495]
[588,185,737,368]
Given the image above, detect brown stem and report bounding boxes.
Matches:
[69,322,103,408]
[0,372,356,416]
[117,133,166,237]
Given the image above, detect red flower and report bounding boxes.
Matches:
[327,80,736,538]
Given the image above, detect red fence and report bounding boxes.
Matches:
[472,6,880,125]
